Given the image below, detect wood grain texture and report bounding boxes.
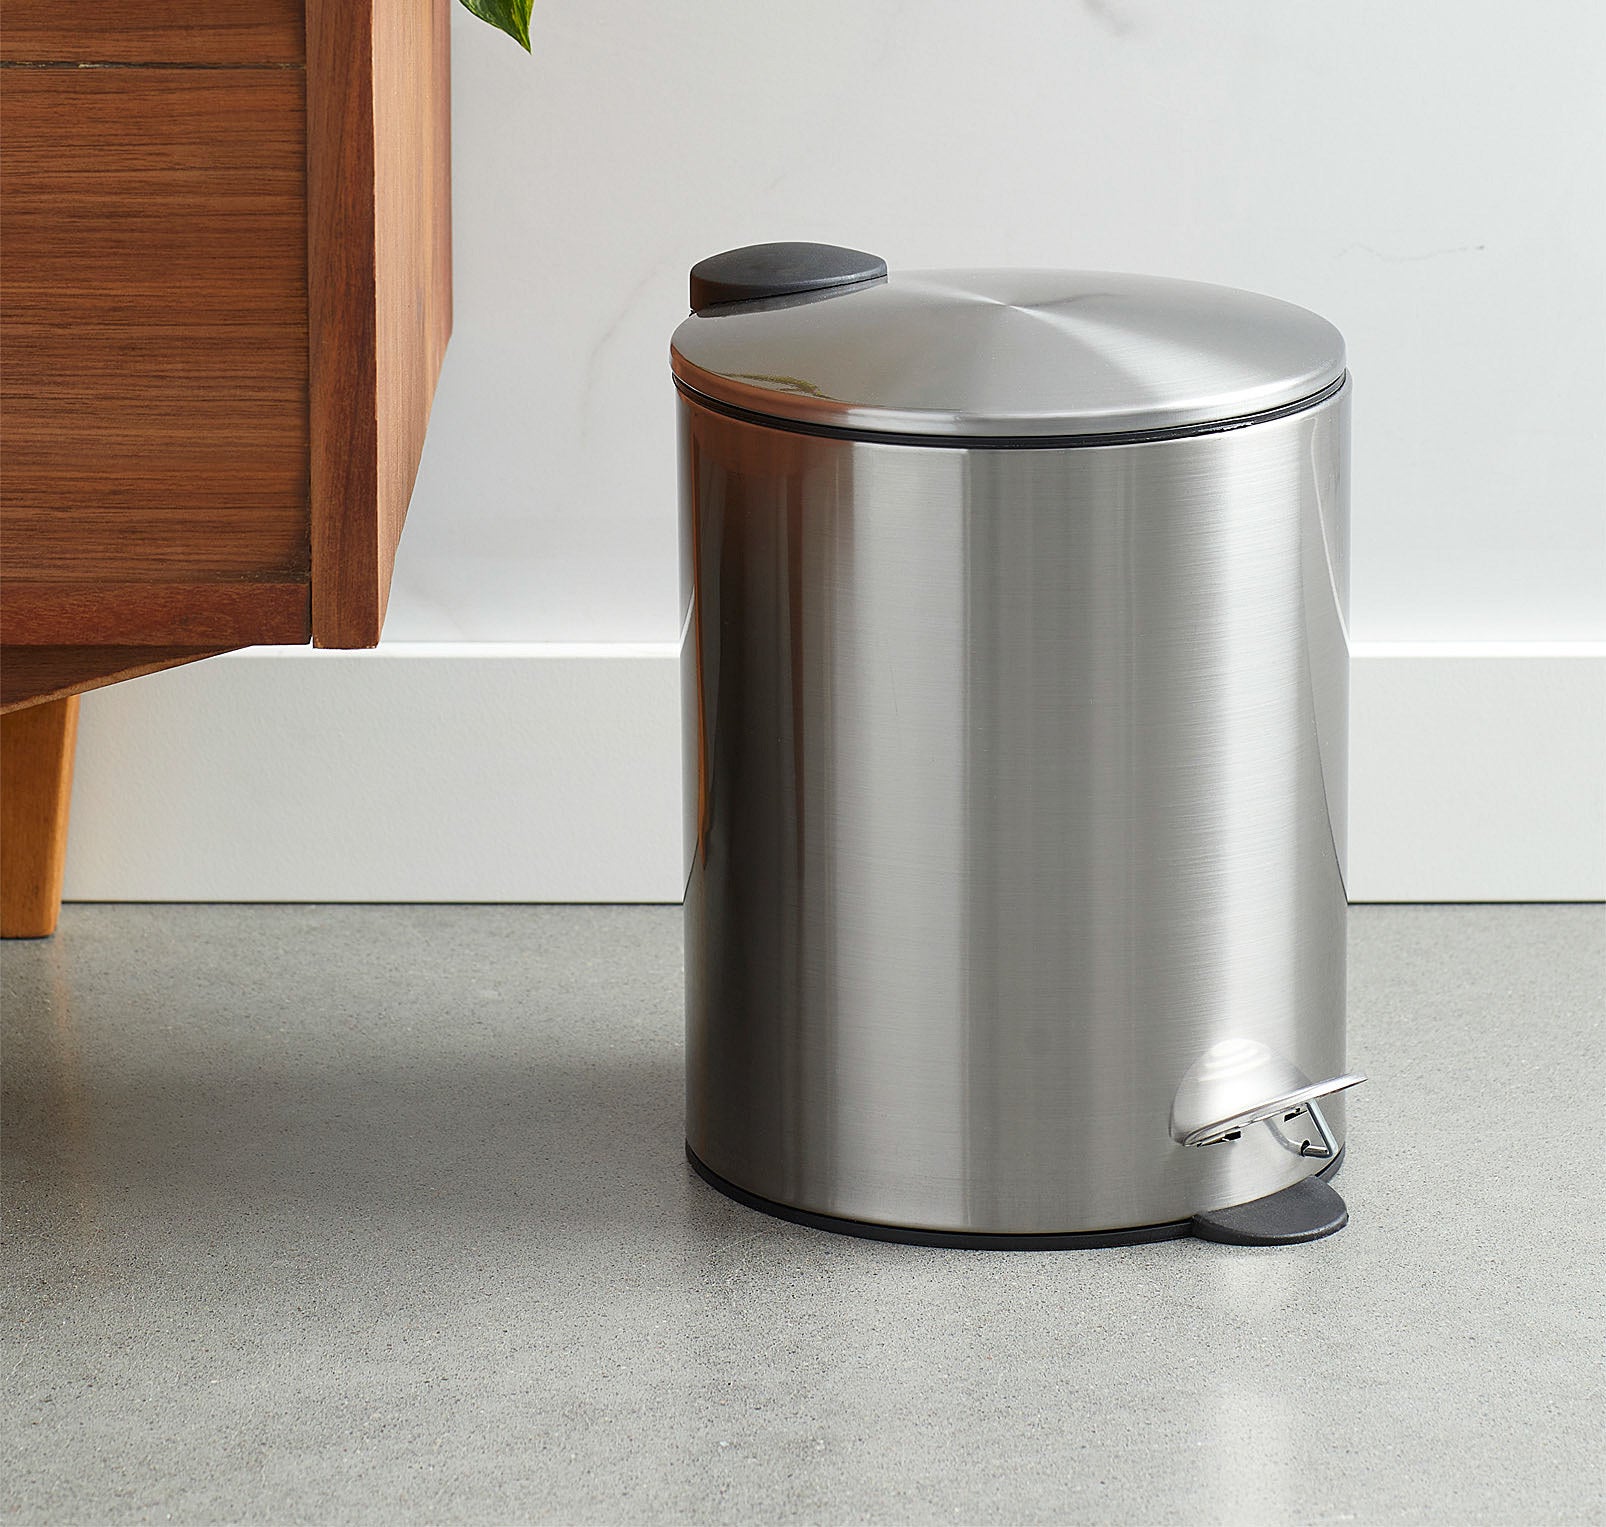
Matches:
[1,648,229,715]
[0,1,304,65]
[1,1,450,699]
[0,68,311,588]
[308,0,452,647]
[373,0,453,642]
[0,696,78,936]
[9,507,309,584]
[2,583,310,647]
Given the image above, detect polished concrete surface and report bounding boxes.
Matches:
[2,904,1601,1525]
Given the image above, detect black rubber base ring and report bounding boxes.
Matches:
[686,1143,1346,1252]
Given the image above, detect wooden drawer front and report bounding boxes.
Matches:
[0,1,304,65]
[0,68,311,617]
[0,0,451,695]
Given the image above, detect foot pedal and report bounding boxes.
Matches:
[1191,1174,1349,1246]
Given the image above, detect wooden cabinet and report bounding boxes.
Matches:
[0,0,452,930]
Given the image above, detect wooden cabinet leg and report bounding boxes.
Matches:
[1,696,80,938]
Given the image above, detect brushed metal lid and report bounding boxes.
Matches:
[670,249,1346,441]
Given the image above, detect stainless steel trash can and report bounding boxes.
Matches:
[673,243,1362,1248]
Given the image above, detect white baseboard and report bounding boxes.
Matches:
[61,640,1603,905]
[1346,642,1603,902]
[63,645,686,904]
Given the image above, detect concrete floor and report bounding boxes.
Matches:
[2,904,1601,1526]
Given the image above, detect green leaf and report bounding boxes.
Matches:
[458,0,532,51]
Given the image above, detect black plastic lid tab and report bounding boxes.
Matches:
[689,242,888,313]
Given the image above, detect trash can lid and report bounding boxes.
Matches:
[670,244,1346,442]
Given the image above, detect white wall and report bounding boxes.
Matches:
[389,0,1605,646]
[62,0,1606,904]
